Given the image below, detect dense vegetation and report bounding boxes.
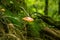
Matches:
[0,0,60,40]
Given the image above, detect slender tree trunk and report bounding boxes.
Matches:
[44,0,48,15]
[58,0,60,15]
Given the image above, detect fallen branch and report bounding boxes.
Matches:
[42,27,60,39]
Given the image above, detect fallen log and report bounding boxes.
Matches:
[42,27,60,40]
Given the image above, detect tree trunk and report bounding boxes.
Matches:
[58,0,60,15]
[44,0,48,15]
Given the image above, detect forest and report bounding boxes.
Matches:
[0,0,60,40]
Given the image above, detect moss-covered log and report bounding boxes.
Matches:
[36,14,60,29]
[41,27,60,40]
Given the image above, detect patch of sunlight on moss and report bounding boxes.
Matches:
[32,8,36,12]
[21,11,23,13]
[25,0,36,6]
[38,10,44,15]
